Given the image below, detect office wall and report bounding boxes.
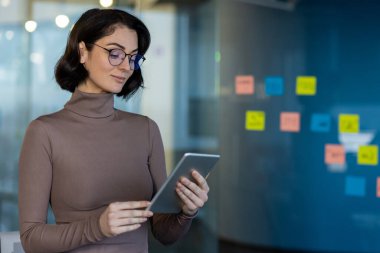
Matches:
[217,0,380,252]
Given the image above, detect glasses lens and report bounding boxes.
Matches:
[108,49,125,66]
[130,54,145,70]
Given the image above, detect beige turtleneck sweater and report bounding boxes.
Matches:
[18,89,193,253]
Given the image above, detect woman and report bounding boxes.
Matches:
[18,8,209,253]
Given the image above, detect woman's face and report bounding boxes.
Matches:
[78,25,138,93]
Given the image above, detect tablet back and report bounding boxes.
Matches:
[148,153,220,213]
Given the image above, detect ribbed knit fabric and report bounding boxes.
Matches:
[18,89,193,253]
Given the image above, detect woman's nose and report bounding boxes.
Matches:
[118,57,132,71]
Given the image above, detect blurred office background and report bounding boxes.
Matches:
[2,0,380,253]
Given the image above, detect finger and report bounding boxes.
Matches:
[109,201,151,211]
[179,178,207,201]
[110,217,148,227]
[177,182,205,208]
[118,210,153,219]
[111,223,141,235]
[176,188,198,211]
[191,170,210,192]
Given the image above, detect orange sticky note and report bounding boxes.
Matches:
[325,144,345,165]
[235,75,254,95]
[280,112,300,132]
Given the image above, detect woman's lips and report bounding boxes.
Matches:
[112,75,126,83]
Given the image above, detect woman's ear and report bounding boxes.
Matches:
[78,41,88,64]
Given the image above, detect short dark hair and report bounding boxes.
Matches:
[55,8,150,99]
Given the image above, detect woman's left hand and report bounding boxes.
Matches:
[176,170,209,216]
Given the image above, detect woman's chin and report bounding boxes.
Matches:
[106,84,125,94]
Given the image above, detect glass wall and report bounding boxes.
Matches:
[0,0,218,252]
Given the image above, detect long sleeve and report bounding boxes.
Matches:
[147,119,193,245]
[18,119,106,253]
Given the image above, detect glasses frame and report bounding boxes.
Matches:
[87,43,146,70]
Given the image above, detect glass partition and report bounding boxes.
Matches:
[0,1,218,253]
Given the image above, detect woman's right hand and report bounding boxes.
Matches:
[99,201,153,237]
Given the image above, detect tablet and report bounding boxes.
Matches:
[146,153,220,213]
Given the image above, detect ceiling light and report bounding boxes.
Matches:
[1,0,11,7]
[25,20,37,33]
[55,15,70,29]
[99,0,113,8]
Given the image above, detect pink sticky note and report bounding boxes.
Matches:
[280,112,300,132]
[325,144,345,165]
[377,178,380,198]
[235,75,254,95]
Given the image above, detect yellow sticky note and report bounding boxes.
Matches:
[296,76,317,95]
[358,145,378,166]
[339,114,360,133]
[245,111,265,131]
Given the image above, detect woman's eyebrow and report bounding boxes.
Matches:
[106,42,138,53]
[106,42,125,49]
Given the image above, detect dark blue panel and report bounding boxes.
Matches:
[219,0,380,252]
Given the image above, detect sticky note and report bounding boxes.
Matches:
[376,178,380,198]
[339,114,360,133]
[245,111,265,131]
[358,145,378,166]
[310,113,331,132]
[296,76,317,95]
[235,75,254,95]
[325,144,345,165]
[280,112,300,132]
[345,176,366,197]
[265,76,284,96]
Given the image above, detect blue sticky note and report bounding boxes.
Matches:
[345,176,366,197]
[265,76,284,96]
[310,113,331,132]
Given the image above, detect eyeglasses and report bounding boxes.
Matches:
[87,43,146,70]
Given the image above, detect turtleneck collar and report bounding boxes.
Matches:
[64,89,115,118]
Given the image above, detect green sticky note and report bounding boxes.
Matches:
[296,76,317,96]
[245,111,265,131]
[339,114,360,133]
[358,145,378,166]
